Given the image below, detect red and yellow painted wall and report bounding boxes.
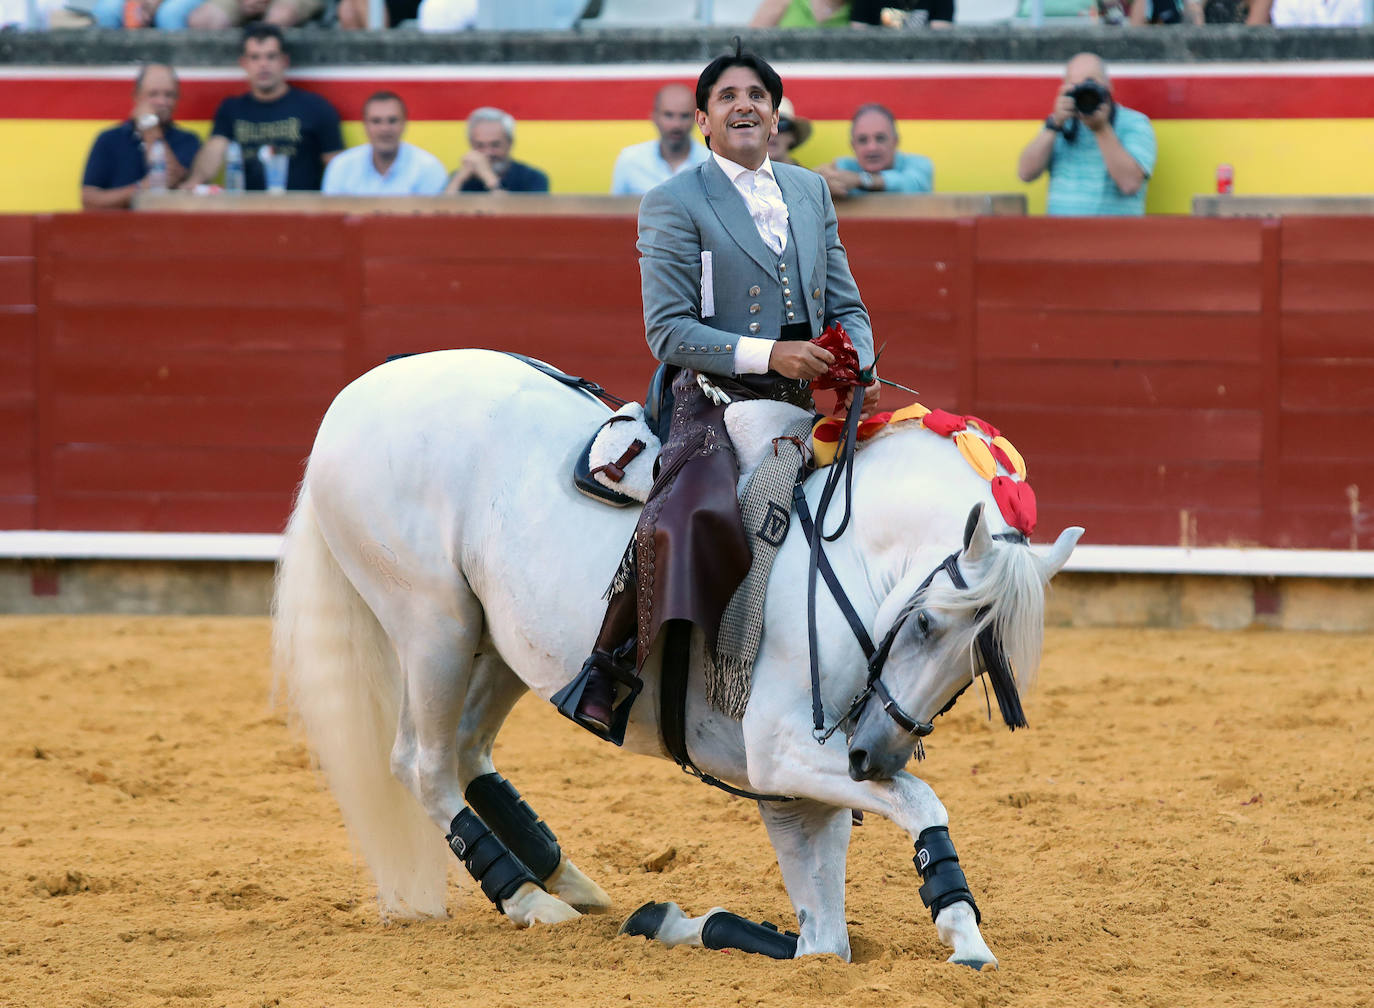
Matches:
[4,62,1374,214]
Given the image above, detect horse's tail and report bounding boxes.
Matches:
[272,483,451,920]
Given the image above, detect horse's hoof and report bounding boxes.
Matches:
[620,900,678,940]
[545,859,612,914]
[949,956,997,972]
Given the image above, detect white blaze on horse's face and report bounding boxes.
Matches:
[845,506,1084,782]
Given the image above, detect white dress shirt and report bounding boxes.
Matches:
[711,152,791,375]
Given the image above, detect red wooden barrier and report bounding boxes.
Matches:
[1,212,1370,550]
[0,215,37,529]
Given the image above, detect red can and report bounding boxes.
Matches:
[1216,163,1234,195]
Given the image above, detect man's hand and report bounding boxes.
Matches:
[769,340,833,381]
[131,99,163,140]
[1081,100,1114,134]
[835,379,881,419]
[1050,86,1076,130]
[817,162,863,200]
[460,149,500,190]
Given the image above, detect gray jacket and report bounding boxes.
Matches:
[637,157,874,379]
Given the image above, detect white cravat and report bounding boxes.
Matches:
[713,152,789,254]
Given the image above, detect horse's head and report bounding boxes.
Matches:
[846,503,1083,781]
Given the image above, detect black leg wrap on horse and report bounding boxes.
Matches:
[700,911,799,960]
[464,773,562,882]
[914,825,981,926]
[446,807,540,909]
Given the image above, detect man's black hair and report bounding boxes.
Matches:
[241,22,287,56]
[694,39,783,113]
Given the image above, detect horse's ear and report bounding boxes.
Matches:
[1038,525,1085,582]
[962,503,994,561]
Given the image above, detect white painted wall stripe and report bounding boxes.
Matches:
[1,531,1370,578]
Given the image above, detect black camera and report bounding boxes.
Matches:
[1069,80,1112,116]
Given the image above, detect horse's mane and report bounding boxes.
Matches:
[902,536,1045,699]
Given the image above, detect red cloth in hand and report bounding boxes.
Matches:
[810,321,863,390]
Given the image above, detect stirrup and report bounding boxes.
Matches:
[551,643,642,746]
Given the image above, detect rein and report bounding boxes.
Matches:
[794,479,1030,754]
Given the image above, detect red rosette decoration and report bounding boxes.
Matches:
[919,408,966,438]
[810,321,863,390]
[991,476,1037,537]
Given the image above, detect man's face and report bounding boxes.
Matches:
[240,38,288,96]
[696,66,776,171]
[136,67,179,125]
[652,86,695,153]
[850,110,898,173]
[469,120,511,173]
[363,99,406,157]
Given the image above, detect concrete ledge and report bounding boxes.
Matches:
[3,558,1371,630]
[6,26,1374,68]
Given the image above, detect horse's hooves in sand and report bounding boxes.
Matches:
[545,859,612,914]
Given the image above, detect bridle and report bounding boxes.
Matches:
[792,484,1028,752]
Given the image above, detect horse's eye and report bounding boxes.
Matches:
[917,612,931,636]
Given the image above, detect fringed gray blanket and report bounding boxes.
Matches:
[705,415,816,719]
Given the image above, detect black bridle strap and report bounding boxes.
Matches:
[795,484,874,737]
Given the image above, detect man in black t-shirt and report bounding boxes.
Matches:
[183,24,343,192]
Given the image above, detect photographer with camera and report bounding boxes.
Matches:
[1016,53,1156,216]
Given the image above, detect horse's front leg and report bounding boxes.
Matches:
[745,723,997,969]
[756,798,853,959]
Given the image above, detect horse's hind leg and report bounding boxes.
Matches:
[389,615,580,928]
[453,651,611,914]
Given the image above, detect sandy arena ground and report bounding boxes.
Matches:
[2,616,1371,1008]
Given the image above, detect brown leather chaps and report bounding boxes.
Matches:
[591,367,813,671]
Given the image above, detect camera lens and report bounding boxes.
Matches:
[1071,82,1108,116]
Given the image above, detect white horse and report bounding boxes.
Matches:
[274,348,1082,967]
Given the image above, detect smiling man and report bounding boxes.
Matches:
[818,103,933,199]
[562,45,879,742]
[322,92,447,196]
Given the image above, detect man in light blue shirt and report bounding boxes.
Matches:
[323,91,448,197]
[1017,53,1156,216]
[610,84,711,195]
[818,103,934,199]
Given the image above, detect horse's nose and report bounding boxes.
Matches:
[848,747,876,781]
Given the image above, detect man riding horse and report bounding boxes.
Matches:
[566,45,883,737]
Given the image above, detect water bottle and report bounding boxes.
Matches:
[224,141,245,193]
[145,139,168,192]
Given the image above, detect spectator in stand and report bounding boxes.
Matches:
[767,97,812,167]
[610,84,710,196]
[81,64,201,210]
[817,103,933,199]
[184,0,322,29]
[1016,52,1155,216]
[443,108,549,194]
[322,92,448,196]
[750,0,951,26]
[1246,0,1364,23]
[1126,0,1203,22]
[182,25,343,192]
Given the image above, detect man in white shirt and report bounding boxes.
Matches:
[609,84,711,196]
[322,91,447,196]
[562,45,878,741]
